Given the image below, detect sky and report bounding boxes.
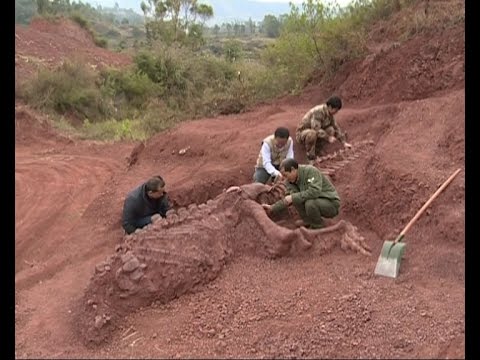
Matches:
[86,0,355,17]
[89,0,354,8]
[255,0,353,5]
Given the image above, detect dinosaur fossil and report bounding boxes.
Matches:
[76,142,373,346]
[314,139,375,178]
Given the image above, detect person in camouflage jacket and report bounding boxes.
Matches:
[296,96,352,161]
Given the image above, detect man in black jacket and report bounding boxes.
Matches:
[122,175,170,234]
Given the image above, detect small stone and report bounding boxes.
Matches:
[96,262,110,274]
[121,252,134,263]
[130,268,144,281]
[152,333,157,339]
[94,315,104,329]
[117,277,135,291]
[216,340,226,347]
[123,258,140,272]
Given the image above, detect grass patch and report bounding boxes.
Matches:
[80,118,147,141]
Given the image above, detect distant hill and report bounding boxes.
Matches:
[85,0,293,23]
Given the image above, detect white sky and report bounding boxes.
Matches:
[255,0,352,6]
[256,0,353,5]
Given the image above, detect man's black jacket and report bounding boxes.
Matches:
[122,182,170,234]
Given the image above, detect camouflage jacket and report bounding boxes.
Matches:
[295,104,346,143]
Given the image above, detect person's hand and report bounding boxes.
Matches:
[262,203,272,213]
[284,195,293,205]
[273,173,283,184]
[328,136,336,144]
[344,142,352,149]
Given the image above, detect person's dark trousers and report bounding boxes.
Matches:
[294,198,340,228]
[253,164,280,184]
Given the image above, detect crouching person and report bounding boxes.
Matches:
[262,158,340,229]
[122,175,170,234]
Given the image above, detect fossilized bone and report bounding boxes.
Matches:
[77,141,373,345]
[314,140,374,177]
[76,181,371,346]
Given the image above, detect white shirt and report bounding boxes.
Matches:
[261,140,294,177]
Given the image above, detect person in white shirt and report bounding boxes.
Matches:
[253,127,294,184]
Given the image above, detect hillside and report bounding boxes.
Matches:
[14,0,465,358]
[15,17,132,83]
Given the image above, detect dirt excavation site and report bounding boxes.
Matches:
[15,2,465,359]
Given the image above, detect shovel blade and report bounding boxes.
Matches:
[374,241,406,278]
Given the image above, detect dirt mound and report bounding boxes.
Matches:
[15,17,132,82]
[15,103,73,148]
[296,0,465,108]
[338,27,464,106]
[339,89,465,237]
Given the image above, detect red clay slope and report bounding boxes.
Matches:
[15,17,132,83]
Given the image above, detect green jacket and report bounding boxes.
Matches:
[271,165,340,213]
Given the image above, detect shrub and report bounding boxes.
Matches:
[21,60,112,121]
[139,102,179,135]
[81,118,147,141]
[70,12,88,29]
[101,68,158,109]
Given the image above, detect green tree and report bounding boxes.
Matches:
[224,40,242,62]
[261,14,281,38]
[233,22,240,36]
[140,0,213,45]
[36,0,49,14]
[247,17,256,34]
[283,0,327,57]
[212,24,220,36]
[195,3,213,25]
[225,22,232,36]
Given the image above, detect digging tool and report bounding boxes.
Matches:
[374,168,462,278]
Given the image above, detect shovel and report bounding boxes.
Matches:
[374,168,462,278]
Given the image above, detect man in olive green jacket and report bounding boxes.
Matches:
[262,158,340,229]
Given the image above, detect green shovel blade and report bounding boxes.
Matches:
[374,240,407,278]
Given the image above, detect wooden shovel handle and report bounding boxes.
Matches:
[397,168,462,240]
